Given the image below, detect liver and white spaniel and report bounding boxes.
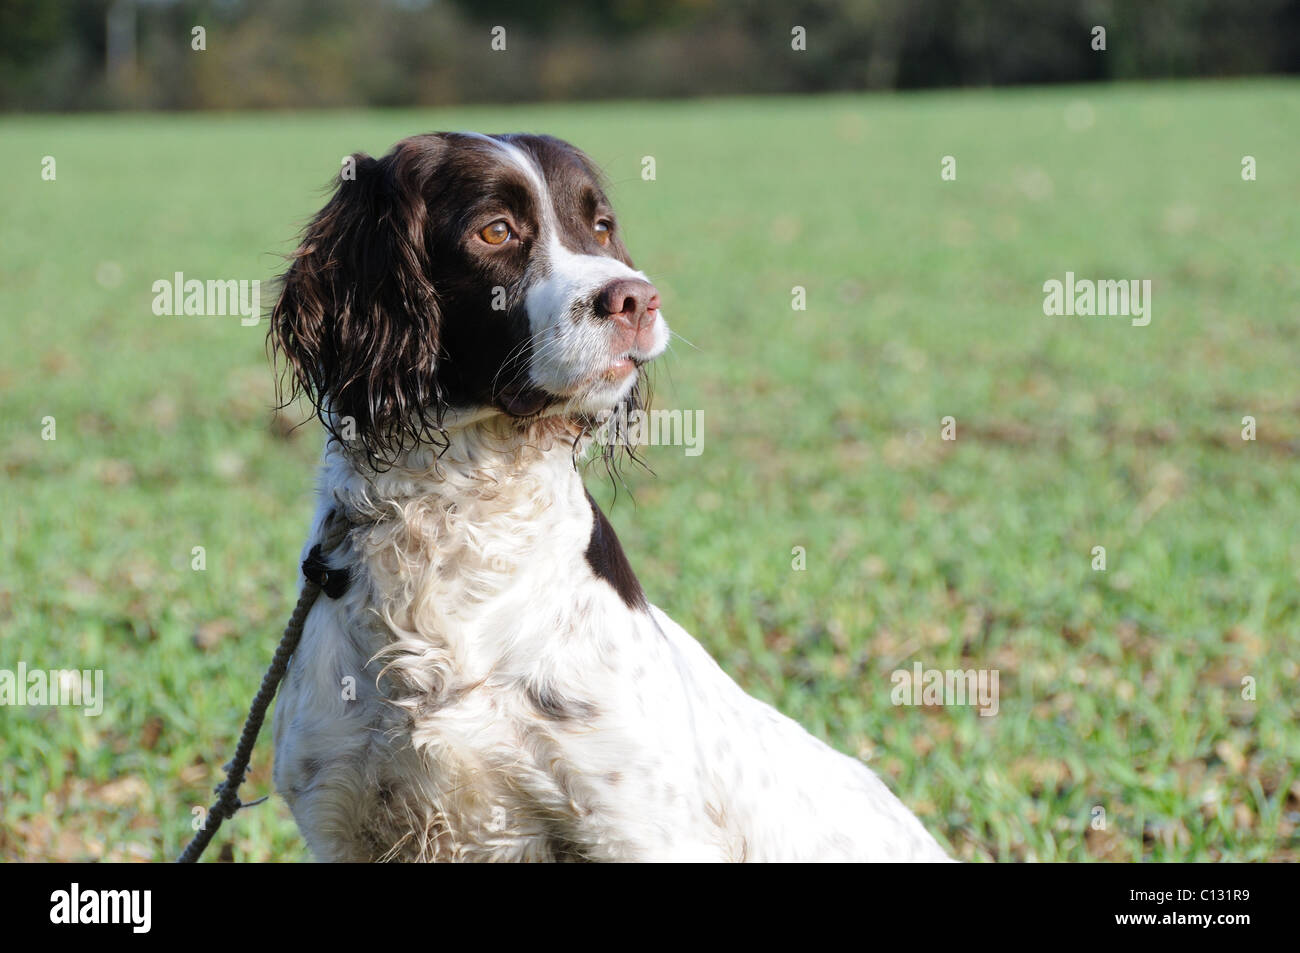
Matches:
[268,132,949,862]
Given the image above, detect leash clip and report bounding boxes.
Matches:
[302,543,350,598]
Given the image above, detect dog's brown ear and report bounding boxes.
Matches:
[270,141,444,466]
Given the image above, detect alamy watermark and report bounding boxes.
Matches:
[50,883,150,933]
[890,662,999,717]
[151,272,260,325]
[0,662,104,716]
[1043,271,1151,327]
[595,406,704,457]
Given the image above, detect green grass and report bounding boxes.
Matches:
[2,79,1298,862]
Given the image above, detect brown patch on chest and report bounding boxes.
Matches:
[583,490,648,610]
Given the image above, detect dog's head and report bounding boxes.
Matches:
[270,132,667,465]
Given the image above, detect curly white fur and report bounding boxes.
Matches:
[271,419,951,862]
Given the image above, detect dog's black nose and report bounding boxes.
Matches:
[596,278,659,331]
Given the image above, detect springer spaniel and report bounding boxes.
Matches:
[268,132,949,862]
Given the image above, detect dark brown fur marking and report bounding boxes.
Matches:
[584,491,648,611]
[526,680,598,722]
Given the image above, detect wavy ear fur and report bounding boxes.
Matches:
[270,141,445,467]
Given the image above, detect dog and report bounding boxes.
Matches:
[268,132,950,861]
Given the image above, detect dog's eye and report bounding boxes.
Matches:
[479,221,513,245]
[594,220,612,246]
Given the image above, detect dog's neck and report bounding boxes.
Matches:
[323,415,587,515]
[316,415,607,689]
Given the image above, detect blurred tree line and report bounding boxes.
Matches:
[2,0,1297,111]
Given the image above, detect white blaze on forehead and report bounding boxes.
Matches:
[459,132,667,400]
[466,135,651,319]
[464,132,551,206]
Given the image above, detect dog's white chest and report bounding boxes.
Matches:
[272,437,948,862]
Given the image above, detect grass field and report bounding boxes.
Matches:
[2,79,1298,862]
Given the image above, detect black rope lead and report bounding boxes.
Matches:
[177,512,352,863]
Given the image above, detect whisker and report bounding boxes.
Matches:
[667,328,700,351]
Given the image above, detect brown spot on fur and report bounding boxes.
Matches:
[526,681,597,722]
[584,491,648,610]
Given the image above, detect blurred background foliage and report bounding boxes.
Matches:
[2,0,1298,112]
[2,1,1298,863]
